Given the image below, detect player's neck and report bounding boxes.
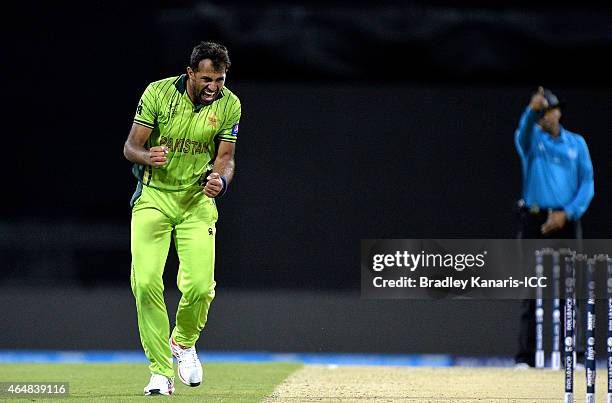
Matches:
[186,84,197,105]
[548,125,560,138]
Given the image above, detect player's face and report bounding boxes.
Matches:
[187,59,226,105]
[539,107,561,132]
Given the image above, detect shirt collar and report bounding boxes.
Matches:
[537,123,566,142]
[174,74,187,94]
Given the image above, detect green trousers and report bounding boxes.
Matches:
[130,184,217,377]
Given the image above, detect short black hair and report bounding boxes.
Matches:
[190,41,231,72]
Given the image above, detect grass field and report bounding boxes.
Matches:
[0,362,302,402]
[1,362,606,402]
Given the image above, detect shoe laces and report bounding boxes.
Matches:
[176,346,200,369]
[150,374,171,386]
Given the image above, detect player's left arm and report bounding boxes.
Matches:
[542,137,594,234]
[563,136,595,220]
[204,141,235,198]
[205,94,241,198]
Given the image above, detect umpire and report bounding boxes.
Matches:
[514,86,595,367]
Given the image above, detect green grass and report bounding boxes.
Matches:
[0,362,301,402]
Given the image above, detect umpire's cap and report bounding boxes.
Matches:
[542,88,565,111]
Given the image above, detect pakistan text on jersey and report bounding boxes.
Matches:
[160,136,210,154]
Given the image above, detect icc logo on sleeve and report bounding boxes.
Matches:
[231,123,239,137]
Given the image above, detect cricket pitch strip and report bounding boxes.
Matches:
[264,365,605,402]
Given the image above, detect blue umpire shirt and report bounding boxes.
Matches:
[515,106,594,220]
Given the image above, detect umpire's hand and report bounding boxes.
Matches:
[204,172,224,198]
[529,86,549,112]
[541,210,567,235]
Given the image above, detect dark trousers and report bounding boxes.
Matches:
[515,209,582,366]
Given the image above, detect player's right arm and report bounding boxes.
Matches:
[123,123,167,167]
[123,83,167,167]
[514,86,547,156]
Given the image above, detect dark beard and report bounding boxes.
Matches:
[189,82,203,105]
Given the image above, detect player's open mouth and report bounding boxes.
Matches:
[200,89,216,103]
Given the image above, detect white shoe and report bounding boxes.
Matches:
[170,337,203,387]
[144,374,175,396]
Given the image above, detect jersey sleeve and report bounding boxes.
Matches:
[514,106,542,157]
[133,83,159,129]
[563,135,595,220]
[217,97,241,143]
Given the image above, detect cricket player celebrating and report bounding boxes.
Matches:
[123,41,240,395]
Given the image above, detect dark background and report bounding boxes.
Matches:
[2,1,611,354]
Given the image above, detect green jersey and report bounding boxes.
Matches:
[132,74,241,191]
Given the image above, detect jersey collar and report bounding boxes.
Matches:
[175,74,188,94]
[537,123,567,142]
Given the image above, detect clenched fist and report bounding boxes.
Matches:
[147,146,168,167]
[529,86,549,112]
[204,172,224,198]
